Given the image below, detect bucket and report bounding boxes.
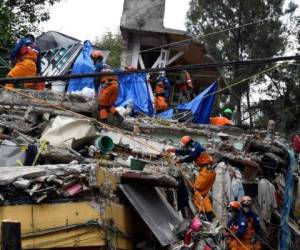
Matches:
[94,136,114,152]
[51,80,66,92]
[130,158,147,171]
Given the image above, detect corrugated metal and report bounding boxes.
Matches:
[120,183,181,246]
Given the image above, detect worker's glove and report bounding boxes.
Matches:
[166,148,176,153]
[223,232,230,238]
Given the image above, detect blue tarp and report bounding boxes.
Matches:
[67,40,95,93]
[158,81,218,124]
[280,150,297,250]
[116,73,154,115]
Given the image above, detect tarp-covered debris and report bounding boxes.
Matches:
[67,40,95,96]
[116,73,154,115]
[159,80,218,123]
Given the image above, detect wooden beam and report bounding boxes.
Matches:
[1,220,21,250]
[138,55,145,69]
[166,51,185,66]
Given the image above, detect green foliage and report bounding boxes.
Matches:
[186,0,297,126]
[0,0,61,49]
[0,0,61,76]
[94,31,123,68]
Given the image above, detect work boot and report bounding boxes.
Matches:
[114,112,124,124]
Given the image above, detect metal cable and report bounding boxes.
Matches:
[0,55,299,84]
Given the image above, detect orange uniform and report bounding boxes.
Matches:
[98,75,119,120]
[154,82,168,112]
[193,167,216,213]
[229,219,262,250]
[6,38,41,90]
[210,116,233,126]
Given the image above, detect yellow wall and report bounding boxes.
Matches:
[0,201,134,249]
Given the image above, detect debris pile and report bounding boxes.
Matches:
[0,164,96,204]
[0,87,298,249]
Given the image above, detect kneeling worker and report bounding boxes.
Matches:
[210,108,233,126]
[167,136,216,221]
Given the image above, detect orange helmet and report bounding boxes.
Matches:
[180,136,192,146]
[241,196,252,206]
[91,50,103,59]
[229,201,241,209]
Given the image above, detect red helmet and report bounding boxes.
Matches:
[241,196,252,206]
[229,201,241,209]
[180,136,192,146]
[91,50,103,59]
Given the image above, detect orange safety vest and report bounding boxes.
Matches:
[6,46,40,90]
[154,82,168,112]
[229,219,262,250]
[193,167,216,213]
[210,116,233,126]
[195,151,214,167]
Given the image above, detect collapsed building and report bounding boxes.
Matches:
[0,0,299,249]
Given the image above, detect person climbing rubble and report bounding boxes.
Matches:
[6,34,41,90]
[149,73,170,113]
[210,108,234,126]
[97,69,123,124]
[227,196,262,250]
[175,67,195,103]
[167,136,216,221]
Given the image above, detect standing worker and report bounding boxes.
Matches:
[97,69,123,124]
[226,196,262,250]
[91,50,105,94]
[226,201,247,250]
[150,73,170,113]
[175,68,195,103]
[210,108,234,126]
[6,34,41,90]
[167,136,216,221]
[240,196,262,250]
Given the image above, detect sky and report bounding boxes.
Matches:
[40,0,190,41]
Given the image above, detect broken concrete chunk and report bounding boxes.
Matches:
[13,179,31,189]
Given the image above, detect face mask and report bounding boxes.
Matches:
[243,207,250,213]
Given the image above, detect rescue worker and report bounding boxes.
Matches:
[175,68,195,102]
[91,50,105,93]
[240,196,262,250]
[97,70,123,124]
[210,108,233,126]
[167,136,216,221]
[6,34,41,90]
[226,196,262,250]
[226,201,245,250]
[149,73,170,113]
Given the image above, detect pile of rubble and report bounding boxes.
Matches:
[0,88,298,249]
[0,164,96,204]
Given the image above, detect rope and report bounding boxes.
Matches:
[203,63,285,98]
[108,16,272,62]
